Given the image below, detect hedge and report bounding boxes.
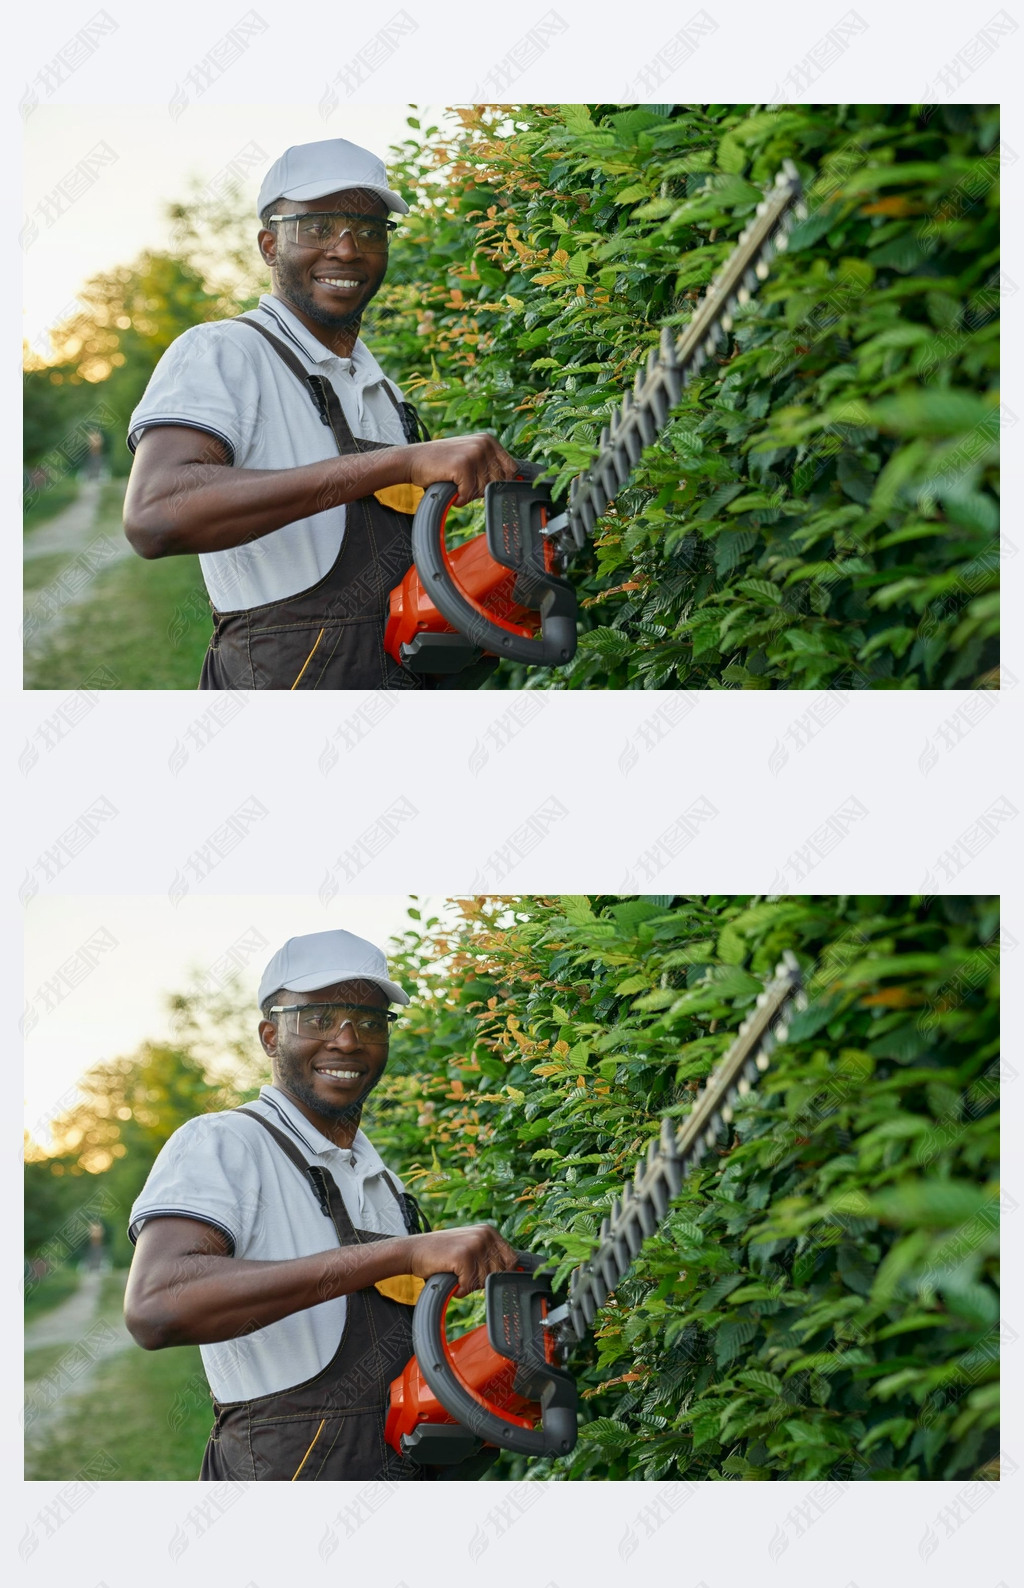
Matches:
[367,895,1000,1480]
[369,104,1001,690]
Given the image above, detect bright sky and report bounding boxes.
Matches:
[22,103,437,354]
[23,893,448,1147]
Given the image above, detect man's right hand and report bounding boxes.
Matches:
[404,434,518,507]
[403,1225,521,1297]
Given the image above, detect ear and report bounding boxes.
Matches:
[257,227,277,270]
[258,1018,279,1058]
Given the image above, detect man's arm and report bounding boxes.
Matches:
[122,425,518,560]
[123,1214,520,1349]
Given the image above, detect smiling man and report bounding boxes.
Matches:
[123,929,518,1481]
[122,138,515,689]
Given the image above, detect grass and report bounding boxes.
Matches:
[23,479,211,689]
[24,1272,212,1480]
[23,474,81,533]
[23,1264,81,1324]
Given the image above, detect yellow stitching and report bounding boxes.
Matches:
[290,1418,327,1480]
[290,628,325,690]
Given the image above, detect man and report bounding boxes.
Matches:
[122,138,516,689]
[124,928,519,1481]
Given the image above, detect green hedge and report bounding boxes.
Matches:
[370,105,1000,689]
[368,895,1000,1480]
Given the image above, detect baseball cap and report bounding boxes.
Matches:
[257,139,410,217]
[258,930,410,1008]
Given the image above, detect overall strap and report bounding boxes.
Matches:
[234,315,359,452]
[234,1105,359,1242]
[380,1170,432,1235]
[379,380,432,446]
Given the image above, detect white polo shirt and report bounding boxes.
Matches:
[128,1085,411,1403]
[126,295,409,612]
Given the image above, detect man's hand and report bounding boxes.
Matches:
[403,1224,521,1298]
[404,434,518,507]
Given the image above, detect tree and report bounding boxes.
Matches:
[367,893,1000,1480]
[369,105,1000,689]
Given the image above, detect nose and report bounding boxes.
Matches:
[322,229,361,262]
[326,1018,362,1050]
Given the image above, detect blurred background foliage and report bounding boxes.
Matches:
[23,103,1000,689]
[25,895,1000,1482]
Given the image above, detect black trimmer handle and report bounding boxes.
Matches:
[410,477,578,667]
[411,1260,578,1459]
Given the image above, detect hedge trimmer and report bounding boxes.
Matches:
[386,952,805,1466]
[385,163,805,676]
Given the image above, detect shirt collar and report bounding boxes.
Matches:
[258,1084,385,1173]
[259,294,385,386]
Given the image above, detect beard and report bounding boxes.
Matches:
[274,1047,382,1125]
[274,251,379,333]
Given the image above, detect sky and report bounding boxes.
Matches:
[23,892,448,1147]
[22,103,438,354]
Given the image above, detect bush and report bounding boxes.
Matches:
[370,105,1001,689]
[368,894,1000,1480]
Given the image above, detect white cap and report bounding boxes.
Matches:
[258,930,410,1008]
[257,138,409,217]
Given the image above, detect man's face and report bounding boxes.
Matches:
[259,188,390,334]
[259,978,392,1126]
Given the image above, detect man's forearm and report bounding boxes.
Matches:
[126,1235,414,1348]
[124,446,416,558]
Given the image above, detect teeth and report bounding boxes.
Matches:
[317,278,361,288]
[319,1069,362,1079]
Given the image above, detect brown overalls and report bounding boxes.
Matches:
[199,1106,431,1483]
[198,318,426,692]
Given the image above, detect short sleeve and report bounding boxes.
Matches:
[126,323,263,462]
[128,1114,263,1253]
